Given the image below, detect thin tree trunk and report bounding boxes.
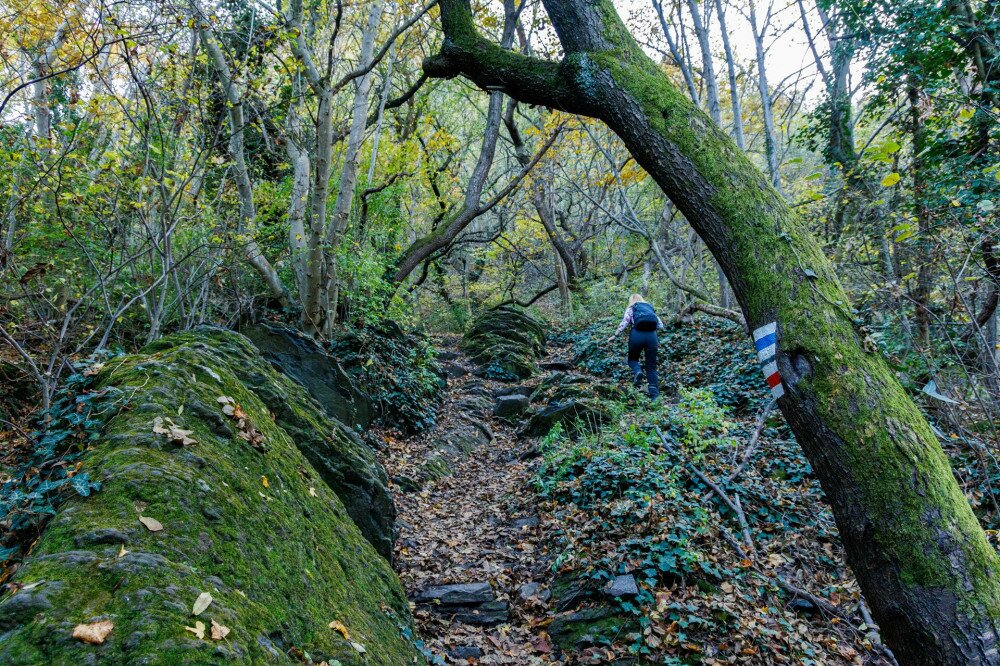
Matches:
[686,0,721,124]
[747,0,782,193]
[197,15,288,308]
[909,85,932,349]
[427,0,1000,660]
[325,0,386,330]
[715,0,745,150]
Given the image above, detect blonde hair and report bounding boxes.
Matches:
[628,294,646,307]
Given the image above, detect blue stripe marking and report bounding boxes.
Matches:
[754,332,776,351]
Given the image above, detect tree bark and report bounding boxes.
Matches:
[198,15,289,309]
[715,0,745,150]
[325,0,386,331]
[425,0,1000,662]
[747,0,782,193]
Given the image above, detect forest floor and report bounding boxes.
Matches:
[380,334,557,664]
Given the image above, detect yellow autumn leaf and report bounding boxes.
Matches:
[139,516,163,532]
[329,620,350,640]
[880,172,900,187]
[261,475,269,488]
[192,592,213,616]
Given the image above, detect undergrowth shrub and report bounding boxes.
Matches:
[0,355,122,566]
[330,321,445,434]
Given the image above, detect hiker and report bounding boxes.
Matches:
[606,294,664,399]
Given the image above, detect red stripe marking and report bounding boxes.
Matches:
[766,372,782,389]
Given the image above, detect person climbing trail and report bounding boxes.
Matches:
[607,294,664,399]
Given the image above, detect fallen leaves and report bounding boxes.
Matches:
[185,621,206,640]
[328,620,350,640]
[186,618,229,641]
[217,395,266,452]
[261,475,269,489]
[138,516,163,532]
[192,592,213,616]
[210,619,230,640]
[152,416,197,446]
[72,619,114,644]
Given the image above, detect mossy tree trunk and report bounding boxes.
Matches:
[425,0,1000,662]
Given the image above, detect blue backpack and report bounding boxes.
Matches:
[632,302,659,332]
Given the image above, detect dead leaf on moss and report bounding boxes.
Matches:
[328,620,350,639]
[192,592,213,616]
[139,516,163,532]
[210,619,230,640]
[152,416,197,446]
[118,544,128,558]
[72,619,114,644]
[350,641,366,653]
[185,620,205,640]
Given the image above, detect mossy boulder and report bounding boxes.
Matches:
[463,307,546,380]
[0,328,422,665]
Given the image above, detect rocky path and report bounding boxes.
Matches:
[379,334,561,664]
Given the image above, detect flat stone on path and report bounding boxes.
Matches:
[448,646,484,659]
[413,582,494,605]
[511,515,539,530]
[494,394,529,420]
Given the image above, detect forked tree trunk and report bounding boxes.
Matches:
[425,0,1000,662]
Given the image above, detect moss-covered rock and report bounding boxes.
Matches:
[241,322,372,429]
[0,328,422,665]
[463,307,546,380]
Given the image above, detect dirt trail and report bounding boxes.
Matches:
[379,335,562,664]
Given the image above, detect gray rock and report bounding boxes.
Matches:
[518,582,551,603]
[0,583,60,630]
[511,515,539,530]
[605,574,639,598]
[494,384,534,398]
[242,322,371,428]
[493,394,530,420]
[413,582,494,605]
[448,645,483,659]
[441,361,469,378]
[451,600,509,626]
[519,399,611,438]
[547,607,616,649]
[73,528,130,547]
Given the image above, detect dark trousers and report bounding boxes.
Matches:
[627,329,659,399]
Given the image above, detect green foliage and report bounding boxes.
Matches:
[0,355,123,564]
[330,322,445,434]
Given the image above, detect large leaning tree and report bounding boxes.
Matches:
[424,0,1000,663]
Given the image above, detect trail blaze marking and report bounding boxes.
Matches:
[753,322,785,399]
